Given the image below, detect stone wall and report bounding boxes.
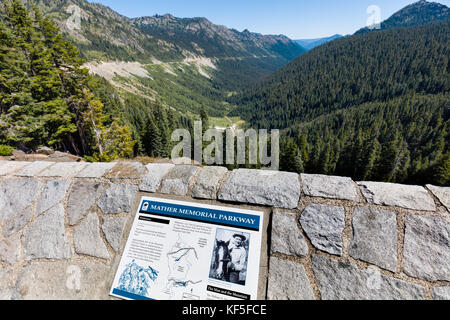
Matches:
[0,160,448,300]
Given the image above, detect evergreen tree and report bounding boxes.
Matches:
[200,105,209,132]
[293,148,305,174]
[0,1,77,151]
[432,153,450,186]
[154,106,172,157]
[360,138,381,181]
[280,137,302,173]
[80,89,136,161]
[297,133,309,167]
[0,0,135,160]
[143,117,163,157]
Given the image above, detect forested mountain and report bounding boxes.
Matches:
[2,0,448,186]
[0,0,137,159]
[233,19,449,186]
[27,0,305,117]
[2,0,305,159]
[295,34,343,51]
[133,14,306,90]
[356,0,449,33]
[234,21,449,129]
[0,0,195,160]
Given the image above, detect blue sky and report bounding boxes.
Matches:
[87,0,450,39]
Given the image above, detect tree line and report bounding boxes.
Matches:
[0,0,189,162]
[280,93,449,186]
[232,21,449,186]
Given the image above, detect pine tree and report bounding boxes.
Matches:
[308,133,324,173]
[200,105,209,132]
[318,142,331,174]
[99,118,136,161]
[293,148,305,173]
[432,152,450,186]
[0,1,135,160]
[297,133,309,167]
[153,106,172,157]
[360,138,381,181]
[143,117,163,157]
[280,137,302,173]
[80,89,136,161]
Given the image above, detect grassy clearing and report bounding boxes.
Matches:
[209,116,246,129]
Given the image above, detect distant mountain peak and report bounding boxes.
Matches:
[356,0,449,34]
[154,13,175,18]
[295,34,343,51]
[389,0,448,21]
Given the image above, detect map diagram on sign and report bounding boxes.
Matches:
[110,197,264,301]
[164,234,202,299]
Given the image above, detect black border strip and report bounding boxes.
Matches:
[138,216,170,224]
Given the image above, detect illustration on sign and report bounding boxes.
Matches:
[110,197,264,300]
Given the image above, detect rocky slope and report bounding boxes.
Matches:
[29,0,305,117]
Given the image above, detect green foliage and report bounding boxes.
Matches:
[0,1,81,150]
[127,62,231,118]
[79,89,136,162]
[236,21,449,186]
[0,0,135,161]
[431,153,450,186]
[121,93,190,159]
[200,105,209,133]
[0,144,14,156]
[234,21,449,130]
[277,93,449,186]
[280,137,303,173]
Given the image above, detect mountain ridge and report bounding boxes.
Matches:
[28,0,306,117]
[356,0,449,34]
[131,14,305,62]
[32,0,305,63]
[234,20,449,129]
[295,34,343,51]
[232,4,449,185]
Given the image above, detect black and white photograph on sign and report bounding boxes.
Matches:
[209,228,250,286]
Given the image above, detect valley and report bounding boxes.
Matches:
[31,0,305,119]
[0,0,448,186]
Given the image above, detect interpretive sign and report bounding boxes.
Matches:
[110,197,264,300]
